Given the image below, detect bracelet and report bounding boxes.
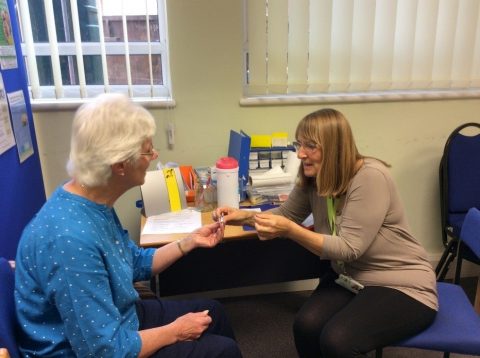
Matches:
[176,239,187,256]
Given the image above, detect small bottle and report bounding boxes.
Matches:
[194,169,215,212]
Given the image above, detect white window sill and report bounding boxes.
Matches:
[30,97,176,112]
[239,89,480,106]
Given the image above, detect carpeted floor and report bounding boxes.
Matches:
[220,289,307,358]
[219,277,480,358]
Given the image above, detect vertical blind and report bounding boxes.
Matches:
[16,0,171,103]
[244,0,480,102]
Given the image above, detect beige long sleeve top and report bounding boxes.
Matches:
[271,158,438,310]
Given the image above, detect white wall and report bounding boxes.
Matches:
[33,0,480,260]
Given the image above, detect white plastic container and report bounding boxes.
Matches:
[216,157,239,208]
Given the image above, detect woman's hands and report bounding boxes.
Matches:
[212,206,256,226]
[180,222,224,254]
[152,222,224,279]
[213,207,294,240]
[254,213,293,240]
[193,222,224,248]
[172,310,212,341]
[138,310,212,356]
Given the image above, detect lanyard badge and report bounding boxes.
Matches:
[335,274,365,294]
[327,196,364,294]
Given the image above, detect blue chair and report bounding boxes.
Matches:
[436,122,480,281]
[454,207,480,310]
[376,207,480,358]
[0,258,20,358]
[375,283,480,358]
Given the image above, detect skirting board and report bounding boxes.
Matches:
[162,252,480,300]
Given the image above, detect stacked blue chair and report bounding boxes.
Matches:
[0,257,20,358]
[454,207,480,308]
[436,122,480,281]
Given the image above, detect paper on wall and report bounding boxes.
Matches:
[7,90,33,163]
[0,73,14,155]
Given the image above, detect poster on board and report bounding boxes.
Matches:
[0,0,16,69]
[0,72,14,155]
[7,90,33,163]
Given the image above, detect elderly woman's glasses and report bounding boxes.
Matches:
[292,141,318,153]
[140,148,158,158]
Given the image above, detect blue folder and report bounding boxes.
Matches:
[228,130,251,199]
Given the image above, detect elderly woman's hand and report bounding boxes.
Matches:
[254,213,293,240]
[171,310,212,341]
[190,222,224,249]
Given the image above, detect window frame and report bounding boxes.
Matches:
[15,0,174,110]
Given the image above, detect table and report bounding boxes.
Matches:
[140,211,328,297]
[140,211,256,246]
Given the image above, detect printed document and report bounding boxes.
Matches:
[142,208,202,235]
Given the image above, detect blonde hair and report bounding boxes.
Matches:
[67,93,156,187]
[296,108,366,197]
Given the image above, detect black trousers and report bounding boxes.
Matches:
[293,269,436,358]
[136,298,242,358]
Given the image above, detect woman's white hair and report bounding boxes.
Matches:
[66,93,156,187]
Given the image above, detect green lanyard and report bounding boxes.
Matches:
[327,196,347,273]
[327,196,336,236]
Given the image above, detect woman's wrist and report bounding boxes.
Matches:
[244,210,256,226]
[286,220,297,238]
[176,236,195,256]
[175,239,187,256]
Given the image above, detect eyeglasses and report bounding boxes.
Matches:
[292,140,318,153]
[139,148,158,158]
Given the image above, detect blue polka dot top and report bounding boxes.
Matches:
[15,186,155,357]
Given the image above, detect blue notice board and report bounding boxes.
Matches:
[0,0,45,259]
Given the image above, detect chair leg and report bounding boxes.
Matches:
[435,242,451,276]
[454,242,463,284]
[475,276,480,314]
[436,240,458,281]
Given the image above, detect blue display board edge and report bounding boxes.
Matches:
[0,0,46,259]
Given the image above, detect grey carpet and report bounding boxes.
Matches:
[220,277,480,358]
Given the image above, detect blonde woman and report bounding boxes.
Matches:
[215,108,437,357]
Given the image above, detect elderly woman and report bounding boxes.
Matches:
[215,108,437,357]
[15,94,242,358]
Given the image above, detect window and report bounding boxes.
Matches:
[243,0,480,105]
[15,0,172,107]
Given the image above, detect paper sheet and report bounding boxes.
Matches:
[7,90,33,163]
[284,151,301,176]
[0,73,13,155]
[0,0,17,69]
[249,166,294,188]
[142,208,202,235]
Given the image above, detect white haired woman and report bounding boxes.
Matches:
[15,93,242,358]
